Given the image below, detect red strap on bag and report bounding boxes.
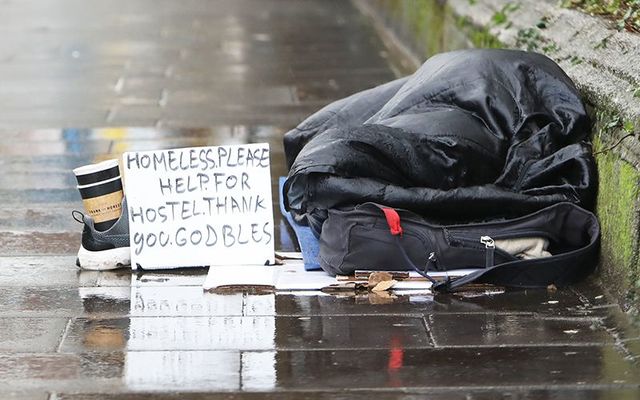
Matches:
[381,207,403,236]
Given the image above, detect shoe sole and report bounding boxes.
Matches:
[77,245,131,271]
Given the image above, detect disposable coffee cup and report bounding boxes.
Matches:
[74,159,120,186]
[73,160,124,231]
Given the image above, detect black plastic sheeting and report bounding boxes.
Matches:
[283,49,596,235]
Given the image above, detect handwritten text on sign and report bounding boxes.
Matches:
[123,144,274,270]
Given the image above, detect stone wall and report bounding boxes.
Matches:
[353,0,640,309]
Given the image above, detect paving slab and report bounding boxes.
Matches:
[428,313,612,347]
[0,286,144,318]
[0,232,79,256]
[0,317,69,352]
[0,353,126,393]
[0,256,82,287]
[0,392,48,400]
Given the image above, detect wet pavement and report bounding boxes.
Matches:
[0,0,640,399]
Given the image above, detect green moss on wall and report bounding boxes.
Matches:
[418,0,445,56]
[593,132,640,304]
[370,0,474,59]
[455,16,503,48]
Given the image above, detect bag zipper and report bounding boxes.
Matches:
[480,236,495,268]
[448,233,516,268]
[449,229,559,268]
[451,229,558,243]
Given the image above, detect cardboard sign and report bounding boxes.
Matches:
[123,144,274,270]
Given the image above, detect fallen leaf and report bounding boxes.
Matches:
[372,279,397,292]
[368,271,393,288]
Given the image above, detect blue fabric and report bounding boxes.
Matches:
[279,177,321,271]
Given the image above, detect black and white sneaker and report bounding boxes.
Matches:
[73,198,131,270]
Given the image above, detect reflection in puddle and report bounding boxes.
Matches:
[78,286,130,314]
[241,352,276,390]
[126,316,275,350]
[124,351,277,391]
[126,274,276,389]
[125,351,241,391]
[82,320,127,349]
[131,286,242,317]
[79,272,278,390]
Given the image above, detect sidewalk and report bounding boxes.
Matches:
[0,0,639,399]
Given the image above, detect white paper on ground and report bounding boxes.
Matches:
[274,264,336,290]
[404,269,478,278]
[202,261,480,292]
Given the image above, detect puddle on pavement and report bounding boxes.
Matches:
[0,255,612,391]
[57,273,637,391]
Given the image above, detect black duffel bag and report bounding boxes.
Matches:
[319,202,599,292]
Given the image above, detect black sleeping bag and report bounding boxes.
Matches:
[283,49,596,235]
